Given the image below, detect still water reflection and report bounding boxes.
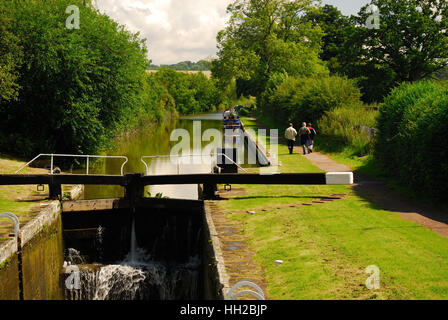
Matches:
[80,113,224,200]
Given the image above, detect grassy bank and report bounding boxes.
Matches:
[0,155,50,241]
[215,119,448,300]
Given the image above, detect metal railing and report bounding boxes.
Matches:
[14,154,129,176]
[141,154,206,176]
[0,212,23,300]
[141,152,248,176]
[216,153,248,173]
[0,212,20,238]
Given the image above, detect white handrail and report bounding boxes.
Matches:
[216,152,248,173]
[140,152,248,176]
[15,154,129,176]
[0,212,20,238]
[141,154,209,176]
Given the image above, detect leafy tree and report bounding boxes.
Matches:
[212,0,327,96]
[151,68,200,114]
[304,5,356,74]
[0,0,151,157]
[355,0,448,83]
[187,73,222,111]
[0,8,23,102]
[305,1,448,102]
[150,60,212,71]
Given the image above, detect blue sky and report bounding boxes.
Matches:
[95,0,371,65]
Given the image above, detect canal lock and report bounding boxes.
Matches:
[61,195,221,300]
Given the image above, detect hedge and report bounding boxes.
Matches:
[374,80,448,200]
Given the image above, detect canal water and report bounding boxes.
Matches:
[64,112,253,300]
[79,113,225,200]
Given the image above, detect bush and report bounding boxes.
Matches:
[261,75,362,127]
[151,69,224,114]
[317,104,378,156]
[374,80,448,201]
[187,72,223,112]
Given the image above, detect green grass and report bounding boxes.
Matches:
[215,118,448,300]
[228,192,448,299]
[0,156,50,239]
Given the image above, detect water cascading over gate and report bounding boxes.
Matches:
[62,201,205,300]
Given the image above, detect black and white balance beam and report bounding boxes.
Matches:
[140,172,354,185]
[0,172,354,186]
[324,172,354,185]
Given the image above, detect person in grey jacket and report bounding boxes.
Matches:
[298,122,311,155]
[285,123,297,154]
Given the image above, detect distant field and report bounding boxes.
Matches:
[146,70,212,78]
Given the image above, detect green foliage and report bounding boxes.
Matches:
[0,0,152,157]
[186,72,223,112]
[0,7,23,102]
[150,59,212,71]
[304,4,356,75]
[342,0,448,102]
[62,192,72,201]
[212,0,327,96]
[356,0,448,82]
[304,1,448,103]
[146,191,169,199]
[374,80,448,201]
[150,68,224,114]
[317,104,379,156]
[0,0,219,159]
[261,75,362,126]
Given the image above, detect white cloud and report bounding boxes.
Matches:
[94,1,367,65]
[95,0,231,65]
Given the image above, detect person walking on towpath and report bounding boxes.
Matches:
[298,122,311,155]
[285,123,298,154]
[307,123,317,154]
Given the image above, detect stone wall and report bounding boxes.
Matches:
[0,201,64,300]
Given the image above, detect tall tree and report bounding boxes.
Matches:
[0,0,150,157]
[0,9,23,102]
[212,0,327,96]
[304,5,356,74]
[355,0,448,82]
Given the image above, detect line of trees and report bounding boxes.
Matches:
[212,0,448,105]
[149,60,212,71]
[0,0,224,159]
[211,0,448,134]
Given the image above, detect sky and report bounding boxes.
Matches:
[95,0,370,65]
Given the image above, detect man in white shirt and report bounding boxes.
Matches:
[285,123,298,154]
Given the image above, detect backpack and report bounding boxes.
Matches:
[309,127,317,139]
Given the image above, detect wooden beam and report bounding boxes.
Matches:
[62,197,203,213]
[137,197,204,211]
[0,174,125,186]
[62,198,130,212]
[141,173,328,185]
[0,172,353,187]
